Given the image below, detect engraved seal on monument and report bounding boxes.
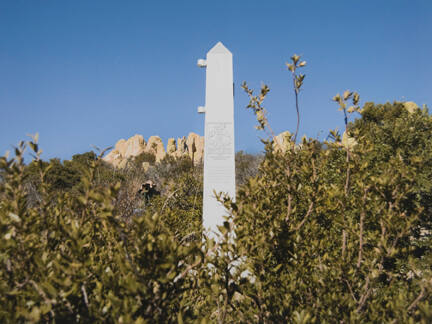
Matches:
[206,122,233,159]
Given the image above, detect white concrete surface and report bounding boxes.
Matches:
[199,42,236,238]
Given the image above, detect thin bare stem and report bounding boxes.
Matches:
[293,75,300,143]
[344,279,358,303]
[408,286,425,312]
[342,230,347,259]
[295,201,314,231]
[81,284,89,309]
[175,243,219,282]
[357,188,368,268]
[356,276,371,313]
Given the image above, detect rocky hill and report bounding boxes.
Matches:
[103,133,204,168]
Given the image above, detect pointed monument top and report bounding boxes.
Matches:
[208,41,231,55]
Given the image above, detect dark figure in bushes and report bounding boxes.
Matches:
[138,180,160,203]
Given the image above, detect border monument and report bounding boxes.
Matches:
[197,42,236,237]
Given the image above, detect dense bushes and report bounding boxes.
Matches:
[235,151,262,186]
[0,143,204,322]
[1,98,432,322]
[229,100,432,322]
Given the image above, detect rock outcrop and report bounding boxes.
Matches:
[342,131,357,149]
[103,135,147,168]
[146,136,166,162]
[124,135,146,159]
[404,101,419,114]
[274,131,293,152]
[115,139,127,157]
[176,136,188,157]
[103,132,204,168]
[186,132,204,164]
[166,138,176,155]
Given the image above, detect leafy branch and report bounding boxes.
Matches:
[241,82,281,148]
[286,54,306,143]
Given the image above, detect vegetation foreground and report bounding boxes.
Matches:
[1,75,432,323]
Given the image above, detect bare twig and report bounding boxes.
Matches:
[30,280,55,318]
[287,55,306,143]
[407,286,425,312]
[15,278,29,288]
[285,193,292,222]
[294,159,316,230]
[342,230,347,259]
[160,188,181,213]
[295,201,314,231]
[345,156,351,195]
[357,212,364,268]
[357,188,368,268]
[219,268,230,324]
[344,279,358,303]
[81,284,89,309]
[174,243,219,282]
[293,73,300,143]
[356,276,371,313]
[344,109,351,196]
[179,231,197,244]
[285,165,292,222]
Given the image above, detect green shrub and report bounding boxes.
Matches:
[1,67,432,322]
[228,101,432,322]
[132,152,156,168]
[0,141,205,322]
[235,151,262,187]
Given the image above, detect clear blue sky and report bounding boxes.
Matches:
[1,0,431,160]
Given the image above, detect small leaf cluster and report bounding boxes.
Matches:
[286,54,307,94]
[333,90,361,128]
[241,82,270,131]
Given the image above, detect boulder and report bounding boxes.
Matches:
[186,132,204,164]
[146,136,166,162]
[176,136,188,157]
[404,101,419,114]
[274,131,293,152]
[342,131,357,149]
[103,149,123,167]
[124,134,146,159]
[114,139,127,157]
[166,138,177,155]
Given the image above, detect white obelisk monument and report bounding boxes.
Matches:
[197,42,236,237]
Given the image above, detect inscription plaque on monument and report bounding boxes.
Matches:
[198,42,236,237]
[206,122,233,159]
